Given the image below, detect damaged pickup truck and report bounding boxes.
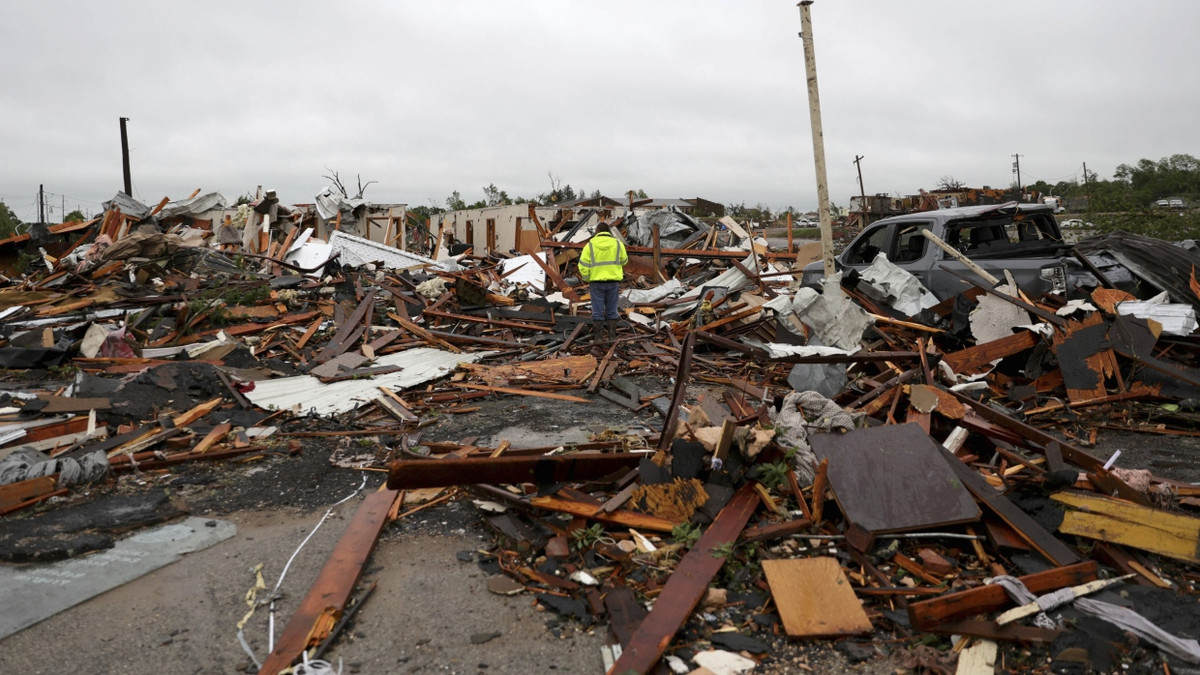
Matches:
[800,202,1127,301]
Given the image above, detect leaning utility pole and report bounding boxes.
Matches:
[1012,153,1022,196]
[119,117,132,196]
[1082,161,1091,201]
[853,154,867,229]
[798,1,835,278]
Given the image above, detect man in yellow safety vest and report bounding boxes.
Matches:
[577,221,629,342]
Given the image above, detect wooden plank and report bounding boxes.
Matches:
[607,483,759,674]
[528,494,677,534]
[0,475,59,512]
[258,488,400,675]
[763,557,871,637]
[192,423,231,454]
[1052,491,1200,563]
[942,331,1037,375]
[907,561,1097,631]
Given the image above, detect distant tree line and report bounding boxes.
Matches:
[1027,153,1200,211]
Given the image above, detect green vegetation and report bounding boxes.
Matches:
[0,201,23,238]
[670,521,701,549]
[570,523,606,552]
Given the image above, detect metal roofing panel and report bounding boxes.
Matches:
[244,347,484,415]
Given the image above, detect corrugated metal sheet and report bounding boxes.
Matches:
[329,230,447,271]
[244,347,484,415]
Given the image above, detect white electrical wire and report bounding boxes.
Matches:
[235,475,368,668]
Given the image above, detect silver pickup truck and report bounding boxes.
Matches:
[800,202,1113,301]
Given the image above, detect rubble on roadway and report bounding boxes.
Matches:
[1,188,1199,674]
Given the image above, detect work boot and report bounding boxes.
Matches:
[606,320,619,341]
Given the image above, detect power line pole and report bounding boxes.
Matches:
[119,117,132,197]
[853,154,867,228]
[1012,153,1022,196]
[38,184,45,223]
[797,1,835,278]
[1082,162,1091,202]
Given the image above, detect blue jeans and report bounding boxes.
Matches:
[590,281,620,321]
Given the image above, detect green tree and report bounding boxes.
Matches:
[482,183,511,207]
[65,209,86,222]
[445,190,466,211]
[0,201,22,238]
[1114,154,1200,205]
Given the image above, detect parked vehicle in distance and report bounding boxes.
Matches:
[1170,198,1185,208]
[800,202,1122,302]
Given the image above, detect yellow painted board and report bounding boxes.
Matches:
[1052,491,1200,563]
[762,557,872,637]
[1052,491,1200,538]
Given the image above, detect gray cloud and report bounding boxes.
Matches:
[3,0,1197,222]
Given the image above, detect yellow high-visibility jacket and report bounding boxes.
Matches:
[578,232,628,282]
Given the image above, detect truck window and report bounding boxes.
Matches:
[845,224,890,264]
[893,223,931,263]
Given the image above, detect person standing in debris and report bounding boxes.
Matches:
[578,221,628,343]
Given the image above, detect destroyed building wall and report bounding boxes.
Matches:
[432,204,558,255]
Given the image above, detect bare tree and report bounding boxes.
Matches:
[937,175,965,190]
[323,168,378,199]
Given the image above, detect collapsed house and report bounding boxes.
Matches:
[0,186,1199,674]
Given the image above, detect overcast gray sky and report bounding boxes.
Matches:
[3,1,1196,222]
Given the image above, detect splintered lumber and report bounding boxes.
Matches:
[942,330,1037,375]
[528,494,676,534]
[1052,313,1117,404]
[607,483,759,675]
[461,355,597,386]
[630,477,708,525]
[1051,491,1200,564]
[950,390,1149,506]
[762,557,872,637]
[657,331,696,451]
[452,382,589,403]
[944,454,1080,566]
[386,453,641,490]
[105,397,224,459]
[258,488,400,675]
[907,561,1098,631]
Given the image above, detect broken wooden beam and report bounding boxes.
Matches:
[606,482,760,675]
[257,488,400,674]
[907,561,1098,631]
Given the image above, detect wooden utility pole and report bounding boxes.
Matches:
[119,117,132,196]
[38,184,45,223]
[853,154,867,229]
[1012,153,1022,195]
[798,1,836,279]
[1082,161,1091,202]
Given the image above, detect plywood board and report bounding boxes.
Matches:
[762,557,872,637]
[809,423,980,534]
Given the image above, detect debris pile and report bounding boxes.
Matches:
[1,190,1200,674]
